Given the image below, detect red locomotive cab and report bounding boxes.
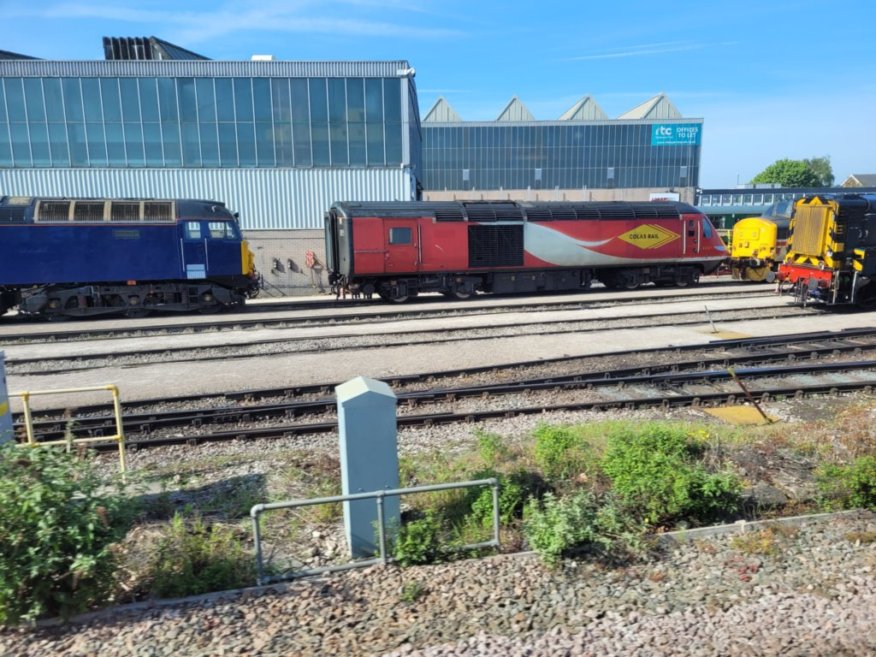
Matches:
[692,213,727,261]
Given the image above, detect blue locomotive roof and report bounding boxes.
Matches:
[0,197,236,224]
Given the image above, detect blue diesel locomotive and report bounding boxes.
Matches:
[0,196,260,318]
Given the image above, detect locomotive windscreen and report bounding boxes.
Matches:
[468,225,524,268]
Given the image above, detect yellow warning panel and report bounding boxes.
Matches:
[699,330,751,339]
[705,406,777,425]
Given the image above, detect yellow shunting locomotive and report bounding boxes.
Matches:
[777,194,876,306]
[729,201,792,282]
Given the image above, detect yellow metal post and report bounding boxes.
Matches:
[109,385,127,478]
[20,392,35,446]
[11,384,128,478]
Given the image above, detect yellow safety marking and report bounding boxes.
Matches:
[0,400,7,416]
[616,224,679,249]
[705,406,778,425]
[853,260,864,272]
[698,330,751,339]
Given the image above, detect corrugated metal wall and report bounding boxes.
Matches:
[0,60,413,78]
[0,168,416,230]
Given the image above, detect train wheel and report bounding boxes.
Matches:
[619,273,641,290]
[675,271,700,288]
[744,266,771,283]
[443,289,475,300]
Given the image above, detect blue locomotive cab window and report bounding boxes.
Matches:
[389,227,412,245]
[184,221,202,240]
[702,218,713,238]
[209,221,233,239]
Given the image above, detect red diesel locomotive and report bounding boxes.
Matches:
[324,201,727,302]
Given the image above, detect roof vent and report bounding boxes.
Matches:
[251,54,276,61]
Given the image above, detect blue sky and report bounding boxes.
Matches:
[3,0,875,188]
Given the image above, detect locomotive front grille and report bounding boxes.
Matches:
[791,204,831,256]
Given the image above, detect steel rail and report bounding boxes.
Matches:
[24,357,876,442]
[0,285,774,344]
[4,306,819,370]
[79,375,875,452]
[18,328,876,428]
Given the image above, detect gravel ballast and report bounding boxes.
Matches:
[3,512,875,657]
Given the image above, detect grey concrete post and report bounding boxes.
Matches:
[0,352,12,444]
[336,376,400,558]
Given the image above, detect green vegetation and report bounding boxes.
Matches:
[8,407,868,616]
[532,424,594,482]
[393,511,443,566]
[523,491,643,566]
[750,156,833,188]
[816,455,876,510]
[148,512,255,598]
[601,424,741,525]
[0,444,130,624]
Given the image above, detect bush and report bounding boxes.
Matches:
[393,512,443,567]
[0,444,128,623]
[476,430,509,468]
[468,471,543,528]
[816,456,876,510]
[149,512,255,598]
[523,491,642,566]
[601,424,740,525]
[533,424,591,481]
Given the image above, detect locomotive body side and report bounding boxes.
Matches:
[778,194,876,306]
[0,197,260,318]
[326,201,726,301]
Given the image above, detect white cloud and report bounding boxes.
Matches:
[14,1,464,42]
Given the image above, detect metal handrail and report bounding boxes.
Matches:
[251,477,499,585]
[11,384,127,478]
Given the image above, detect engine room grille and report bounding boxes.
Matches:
[37,201,71,222]
[72,201,106,222]
[144,201,174,221]
[468,225,524,268]
[792,205,830,255]
[110,202,142,222]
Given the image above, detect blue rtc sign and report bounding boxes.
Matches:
[651,123,702,146]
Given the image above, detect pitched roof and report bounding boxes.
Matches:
[841,174,876,187]
[0,49,39,60]
[423,97,462,123]
[102,36,209,61]
[617,93,681,120]
[559,96,608,121]
[496,96,535,122]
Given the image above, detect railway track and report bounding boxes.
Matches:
[1,285,776,345]
[5,304,819,373]
[18,328,876,449]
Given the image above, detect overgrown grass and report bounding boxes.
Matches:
[9,403,870,617]
[148,512,255,598]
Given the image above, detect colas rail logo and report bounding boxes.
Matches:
[617,224,679,249]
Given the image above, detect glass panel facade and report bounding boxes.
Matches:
[0,75,408,169]
[422,123,700,190]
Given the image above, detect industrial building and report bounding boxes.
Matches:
[1,37,708,294]
[420,94,702,205]
[0,37,421,293]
